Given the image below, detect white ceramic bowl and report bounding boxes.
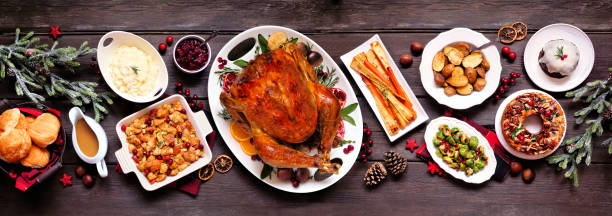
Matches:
[523,23,595,92]
[419,28,502,110]
[172,35,212,74]
[114,94,213,191]
[494,89,566,160]
[97,31,168,103]
[425,117,497,184]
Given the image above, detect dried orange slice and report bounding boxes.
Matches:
[214,155,233,173]
[498,26,517,44]
[198,163,214,181]
[512,22,528,41]
[230,121,252,142]
[239,139,257,156]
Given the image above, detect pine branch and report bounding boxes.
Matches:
[547,67,612,187]
[0,28,112,121]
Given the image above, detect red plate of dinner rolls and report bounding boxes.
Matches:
[0,100,66,191]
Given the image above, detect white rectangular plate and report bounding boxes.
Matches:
[340,34,429,141]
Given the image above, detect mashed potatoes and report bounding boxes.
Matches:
[109,45,159,96]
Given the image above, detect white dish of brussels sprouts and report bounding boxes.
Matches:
[425,117,497,184]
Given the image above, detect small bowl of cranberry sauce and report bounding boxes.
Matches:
[173,35,212,73]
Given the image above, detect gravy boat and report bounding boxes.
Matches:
[68,107,108,178]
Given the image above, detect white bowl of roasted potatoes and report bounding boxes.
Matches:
[419,28,501,110]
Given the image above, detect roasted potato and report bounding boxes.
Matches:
[444,46,464,65]
[444,86,457,96]
[462,53,483,68]
[456,84,474,95]
[452,66,464,77]
[474,78,486,91]
[481,58,490,71]
[432,51,446,72]
[471,50,482,55]
[454,42,471,57]
[434,72,446,87]
[465,67,477,84]
[447,73,468,87]
[441,64,454,77]
[268,31,288,50]
[475,67,486,78]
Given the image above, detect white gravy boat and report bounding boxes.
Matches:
[68,107,108,178]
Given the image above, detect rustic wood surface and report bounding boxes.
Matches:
[1,1,612,215]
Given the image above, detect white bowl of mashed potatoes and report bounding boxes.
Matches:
[97,31,168,103]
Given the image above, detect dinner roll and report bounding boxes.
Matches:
[27,113,61,148]
[14,113,28,130]
[0,129,32,163]
[20,145,50,168]
[0,108,21,132]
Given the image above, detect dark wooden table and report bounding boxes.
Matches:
[1,1,611,215]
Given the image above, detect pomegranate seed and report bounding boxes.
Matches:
[165,117,171,123]
[185,142,191,148]
[158,43,167,52]
[166,36,174,44]
[495,94,500,100]
[545,110,551,116]
[501,77,508,84]
[499,87,505,94]
[189,102,195,108]
[363,159,367,163]
[366,130,372,136]
[348,145,354,151]
[121,125,126,131]
[180,109,186,114]
[222,60,227,65]
[363,128,368,133]
[156,155,162,160]
[163,155,170,161]
[217,57,223,63]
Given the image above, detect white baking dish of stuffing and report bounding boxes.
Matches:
[115,94,213,191]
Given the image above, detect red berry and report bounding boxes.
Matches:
[132,149,137,155]
[185,91,190,97]
[121,124,126,131]
[185,142,191,148]
[222,60,227,65]
[177,131,183,137]
[146,151,151,157]
[177,90,183,94]
[545,110,551,117]
[197,102,204,109]
[193,94,198,99]
[361,154,367,158]
[528,101,534,106]
[504,85,509,89]
[499,87,505,94]
[363,159,367,163]
[144,169,150,175]
[180,109,186,114]
[501,77,508,84]
[217,57,223,63]
[90,62,96,67]
[168,141,175,147]
[361,142,366,147]
[175,82,183,87]
[158,43,167,52]
[366,129,372,136]
[132,155,139,162]
[515,73,521,78]
[367,148,372,154]
[343,148,349,154]
[495,95,500,100]
[189,102,195,108]
[363,128,368,133]
[292,180,299,188]
[218,64,224,69]
[508,52,517,61]
[501,46,510,55]
[510,78,516,85]
[165,117,170,123]
[91,56,97,61]
[166,36,174,44]
[251,155,257,160]
[368,139,373,145]
[156,155,162,160]
[510,72,516,77]
[348,144,354,151]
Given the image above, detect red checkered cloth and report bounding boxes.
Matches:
[415,109,511,181]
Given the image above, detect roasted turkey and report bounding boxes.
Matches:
[220,43,341,173]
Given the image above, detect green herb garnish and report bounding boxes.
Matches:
[337,139,355,148]
[257,34,269,54]
[341,103,359,126]
[214,67,241,86]
[130,66,139,75]
[554,45,565,59]
[217,108,232,120]
[233,59,248,68]
[289,38,298,44]
[511,125,524,139]
[316,65,339,88]
[260,164,274,179]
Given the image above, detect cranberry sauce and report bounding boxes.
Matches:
[175,39,209,70]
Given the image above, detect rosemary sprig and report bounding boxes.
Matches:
[315,65,339,88]
[217,108,232,120]
[214,67,241,86]
[554,46,565,59]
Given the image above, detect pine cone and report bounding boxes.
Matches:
[603,106,612,120]
[383,151,407,176]
[364,162,387,187]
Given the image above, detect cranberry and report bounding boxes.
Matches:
[343,148,349,154]
[168,159,173,165]
[545,110,552,117]
[166,36,174,44]
[132,155,139,162]
[501,77,508,84]
[156,155,162,160]
[318,70,324,76]
[361,154,367,158]
[222,60,227,65]
[197,102,204,109]
[510,78,516,85]
[178,90,183,94]
[177,131,183,137]
[366,129,372,136]
[510,72,516,77]
[132,149,138,155]
[292,180,299,188]
[363,159,367,163]
[165,117,171,123]
[166,170,172,175]
[158,43,167,52]
[361,142,366,148]
[218,64,224,69]
[323,73,328,79]
[504,85,509,89]
[363,128,368,133]
[499,87,505,94]
[90,62,96,67]
[217,57,223,63]
[368,139,373,145]
[515,72,521,78]
[185,89,191,96]
[121,125,126,131]
[91,56,97,61]
[185,142,191,148]
[145,118,152,125]
[163,155,170,161]
[501,46,510,56]
[180,109,186,114]
[367,148,372,154]
[189,102,195,108]
[192,94,199,99]
[169,141,175,147]
[495,94,500,100]
[175,82,183,88]
[144,169,150,175]
[146,151,151,157]
[348,144,354,151]
[508,52,516,61]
